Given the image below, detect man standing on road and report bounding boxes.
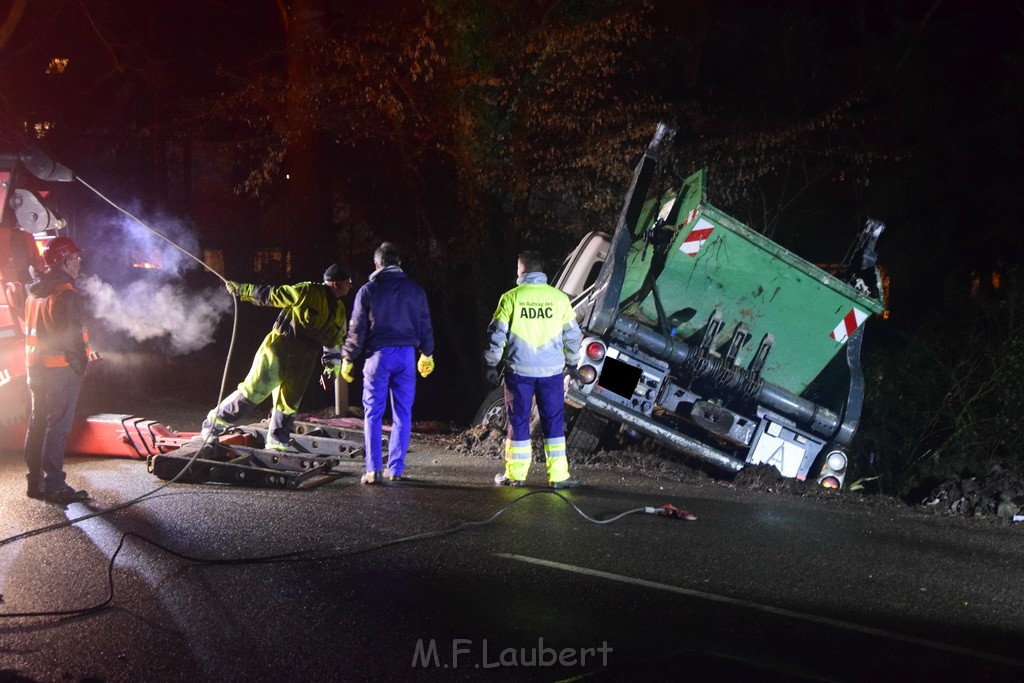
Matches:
[484,250,582,489]
[23,237,94,504]
[200,264,352,450]
[341,242,435,484]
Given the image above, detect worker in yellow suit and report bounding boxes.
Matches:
[483,250,582,488]
[201,264,352,450]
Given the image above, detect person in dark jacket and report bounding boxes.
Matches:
[341,242,434,484]
[23,236,93,504]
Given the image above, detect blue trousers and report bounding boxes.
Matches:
[504,373,565,442]
[24,366,82,493]
[501,373,571,483]
[362,346,416,476]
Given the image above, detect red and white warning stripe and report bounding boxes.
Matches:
[680,218,714,257]
[830,307,868,343]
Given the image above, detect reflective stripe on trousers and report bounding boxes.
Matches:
[503,436,570,482]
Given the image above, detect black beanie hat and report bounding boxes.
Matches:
[323,263,350,282]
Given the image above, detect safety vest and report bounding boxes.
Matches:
[24,283,92,368]
[484,278,581,377]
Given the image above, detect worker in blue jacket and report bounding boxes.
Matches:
[341,242,435,484]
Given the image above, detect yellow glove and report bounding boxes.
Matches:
[417,354,435,378]
[225,280,241,296]
[340,359,355,383]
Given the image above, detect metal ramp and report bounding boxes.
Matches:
[147,420,366,490]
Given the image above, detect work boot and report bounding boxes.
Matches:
[361,470,382,485]
[384,471,402,482]
[27,485,45,500]
[44,485,90,504]
[549,477,580,490]
[494,473,524,487]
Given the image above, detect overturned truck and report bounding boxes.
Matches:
[478,124,886,488]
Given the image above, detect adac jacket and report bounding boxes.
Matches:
[24,266,91,375]
[484,271,581,378]
[236,281,348,351]
[343,266,434,361]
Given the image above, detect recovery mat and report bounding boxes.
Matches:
[147,421,366,490]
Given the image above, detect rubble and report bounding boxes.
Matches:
[447,424,505,459]
[919,464,1024,520]
[442,426,1024,522]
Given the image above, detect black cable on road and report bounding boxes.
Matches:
[0,490,682,619]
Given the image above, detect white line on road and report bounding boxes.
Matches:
[495,553,1024,669]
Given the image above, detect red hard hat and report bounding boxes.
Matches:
[43,236,83,267]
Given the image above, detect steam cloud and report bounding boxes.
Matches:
[77,208,231,354]
[80,276,230,354]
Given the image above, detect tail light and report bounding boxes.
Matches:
[586,341,606,361]
[817,449,848,489]
[577,365,598,384]
[825,450,847,472]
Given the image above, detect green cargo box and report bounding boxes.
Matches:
[618,170,886,394]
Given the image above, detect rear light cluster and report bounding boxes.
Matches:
[817,449,848,489]
[570,340,606,386]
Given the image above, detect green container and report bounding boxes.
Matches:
[617,170,886,394]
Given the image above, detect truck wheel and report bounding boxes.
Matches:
[565,408,608,456]
[473,387,543,439]
[473,387,507,431]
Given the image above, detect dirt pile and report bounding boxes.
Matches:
[446,424,505,460]
[447,426,709,482]
[573,448,708,482]
[919,464,1024,520]
[444,427,1023,521]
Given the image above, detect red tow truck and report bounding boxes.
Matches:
[1,149,363,489]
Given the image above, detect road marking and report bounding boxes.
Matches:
[495,553,1024,669]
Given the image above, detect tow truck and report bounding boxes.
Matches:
[1,149,366,489]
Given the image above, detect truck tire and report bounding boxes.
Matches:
[565,408,608,456]
[473,387,507,431]
[473,387,542,438]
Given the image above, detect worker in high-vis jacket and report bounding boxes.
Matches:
[484,250,582,489]
[341,242,435,484]
[201,264,352,450]
[23,236,94,504]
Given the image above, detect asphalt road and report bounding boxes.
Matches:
[2,440,1023,682]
